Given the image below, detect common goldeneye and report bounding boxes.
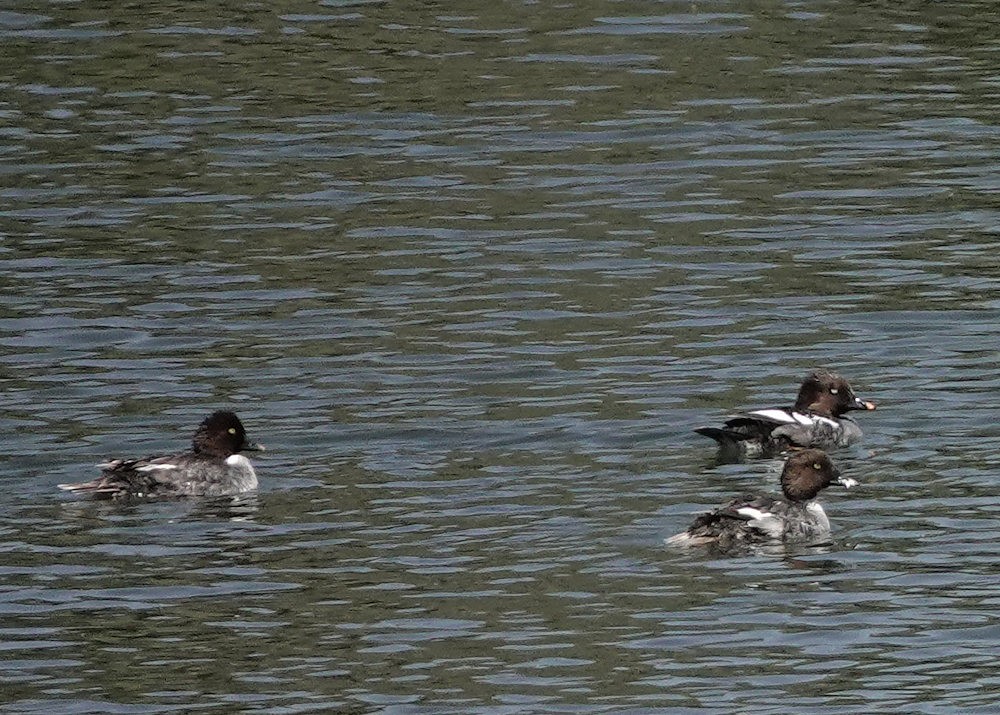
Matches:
[695,370,876,458]
[59,411,263,499]
[665,449,856,549]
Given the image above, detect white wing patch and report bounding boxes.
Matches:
[226,454,252,468]
[750,410,841,428]
[737,507,784,538]
[747,409,797,423]
[136,463,178,472]
[736,507,766,520]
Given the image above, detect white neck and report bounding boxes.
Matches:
[805,500,830,531]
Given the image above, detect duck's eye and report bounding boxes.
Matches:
[813,463,822,469]
[829,388,838,394]
[228,427,237,434]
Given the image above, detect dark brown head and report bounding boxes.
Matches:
[793,370,876,418]
[779,448,856,502]
[192,411,263,457]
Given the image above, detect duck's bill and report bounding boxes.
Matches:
[837,475,859,489]
[244,441,265,452]
[853,397,877,411]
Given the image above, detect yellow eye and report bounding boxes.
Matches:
[228,427,236,434]
[813,463,821,469]
[830,388,838,394]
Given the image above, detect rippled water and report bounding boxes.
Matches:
[3,1,1000,712]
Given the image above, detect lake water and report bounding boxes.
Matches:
[3,1,1000,712]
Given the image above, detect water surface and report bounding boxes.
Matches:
[3,1,1000,713]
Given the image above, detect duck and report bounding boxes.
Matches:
[695,370,876,458]
[59,410,263,499]
[666,448,857,549]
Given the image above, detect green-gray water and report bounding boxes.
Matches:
[3,1,1000,712]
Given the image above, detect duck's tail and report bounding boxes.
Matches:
[665,530,715,547]
[694,426,743,446]
[57,476,117,496]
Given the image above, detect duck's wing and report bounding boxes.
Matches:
[695,407,800,445]
[59,452,189,498]
[668,493,782,545]
[769,412,842,448]
[727,499,786,539]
